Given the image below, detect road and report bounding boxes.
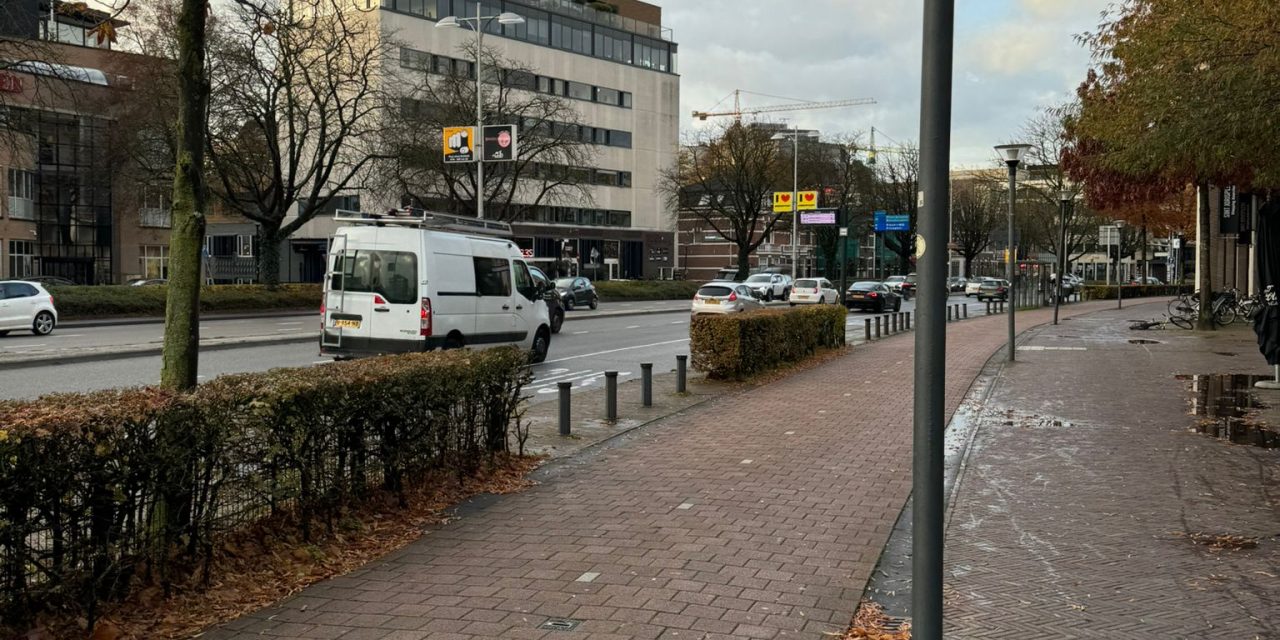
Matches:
[0,294,991,401]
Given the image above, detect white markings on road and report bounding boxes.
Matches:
[2,343,47,350]
[276,321,304,326]
[529,371,598,389]
[538,338,691,365]
[572,331,590,335]
[784,431,795,435]
[1018,346,1087,351]
[669,320,685,325]
[625,325,641,330]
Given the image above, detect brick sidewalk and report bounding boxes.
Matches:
[206,300,1118,640]
[944,302,1280,638]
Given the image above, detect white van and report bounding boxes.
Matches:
[320,210,552,362]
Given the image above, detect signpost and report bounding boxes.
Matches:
[442,126,476,164]
[875,210,910,232]
[483,124,518,161]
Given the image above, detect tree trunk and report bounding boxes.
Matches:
[1196,182,1214,331]
[258,227,283,287]
[160,0,210,391]
[735,243,751,281]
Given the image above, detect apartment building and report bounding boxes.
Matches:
[278,0,680,282]
[0,0,169,284]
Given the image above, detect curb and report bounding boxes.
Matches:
[0,333,316,370]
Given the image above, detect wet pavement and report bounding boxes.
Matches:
[940,302,1280,639]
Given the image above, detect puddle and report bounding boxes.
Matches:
[1129,338,1161,345]
[1184,374,1280,448]
[1213,352,1239,357]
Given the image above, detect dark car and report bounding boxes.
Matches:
[25,275,77,287]
[884,275,915,299]
[977,278,1010,301]
[554,277,599,311]
[529,266,565,333]
[947,276,968,292]
[845,281,902,312]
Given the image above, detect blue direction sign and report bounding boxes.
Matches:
[874,211,910,232]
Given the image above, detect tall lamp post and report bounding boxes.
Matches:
[772,129,820,278]
[1054,189,1072,325]
[436,8,526,220]
[994,143,1033,362]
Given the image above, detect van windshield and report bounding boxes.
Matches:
[332,250,418,304]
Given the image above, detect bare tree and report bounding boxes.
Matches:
[662,122,788,281]
[873,143,920,274]
[378,44,595,220]
[797,133,874,278]
[950,179,1001,277]
[204,0,390,285]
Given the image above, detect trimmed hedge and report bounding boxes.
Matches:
[594,280,702,301]
[1080,284,1192,300]
[0,348,530,629]
[690,305,847,379]
[49,284,321,318]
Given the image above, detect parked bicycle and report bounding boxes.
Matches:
[1166,289,1245,328]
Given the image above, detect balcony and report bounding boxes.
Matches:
[139,207,172,228]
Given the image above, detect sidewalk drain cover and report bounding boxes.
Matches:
[539,618,582,631]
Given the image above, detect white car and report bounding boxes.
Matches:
[0,280,59,336]
[742,272,792,302]
[691,282,765,315]
[788,278,839,305]
[965,278,995,297]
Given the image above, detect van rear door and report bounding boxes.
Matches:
[324,228,423,353]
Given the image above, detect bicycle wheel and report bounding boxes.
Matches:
[1168,297,1196,317]
[1169,314,1194,330]
[1215,304,1238,326]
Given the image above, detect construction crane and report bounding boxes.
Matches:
[867,126,912,165]
[692,89,875,122]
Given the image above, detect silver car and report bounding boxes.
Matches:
[743,273,791,302]
[691,282,765,315]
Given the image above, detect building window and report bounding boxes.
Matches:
[595,86,620,106]
[566,81,593,101]
[7,168,35,220]
[8,240,35,279]
[140,244,169,279]
[237,234,256,258]
[139,187,171,228]
[400,47,431,70]
[609,130,632,149]
[594,27,631,63]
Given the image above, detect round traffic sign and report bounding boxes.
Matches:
[497,130,511,148]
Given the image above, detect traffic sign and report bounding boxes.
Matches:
[839,227,849,237]
[483,124,518,161]
[799,209,837,225]
[442,126,475,164]
[797,190,819,211]
[773,192,793,213]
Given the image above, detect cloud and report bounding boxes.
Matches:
[671,0,1110,167]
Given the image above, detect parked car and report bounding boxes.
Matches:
[743,272,792,302]
[884,275,915,299]
[25,275,76,287]
[1130,276,1163,285]
[845,281,902,312]
[554,277,599,311]
[947,276,968,292]
[320,216,552,363]
[128,278,167,286]
[789,278,840,305]
[529,265,564,334]
[0,281,59,337]
[977,278,1010,302]
[691,282,765,315]
[965,277,995,297]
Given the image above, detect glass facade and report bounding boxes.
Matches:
[403,47,633,108]
[384,0,677,73]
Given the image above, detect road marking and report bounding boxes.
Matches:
[3,343,47,350]
[572,331,590,335]
[676,503,694,510]
[575,572,601,583]
[669,320,685,325]
[276,321,304,326]
[532,369,595,384]
[539,338,690,365]
[740,459,753,464]
[56,334,84,338]
[625,325,641,330]
[529,371,597,389]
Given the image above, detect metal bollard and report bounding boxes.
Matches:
[891,313,899,333]
[676,355,687,394]
[962,304,968,319]
[875,315,882,339]
[947,305,953,322]
[605,371,618,422]
[986,301,992,315]
[865,318,872,341]
[641,363,653,407]
[905,311,911,330]
[558,382,572,436]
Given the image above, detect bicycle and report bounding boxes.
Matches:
[1166,290,1237,327]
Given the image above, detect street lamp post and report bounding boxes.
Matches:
[436,8,526,220]
[994,143,1033,362]
[772,129,819,278]
[1054,189,1072,325]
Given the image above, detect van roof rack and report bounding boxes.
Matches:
[334,208,513,237]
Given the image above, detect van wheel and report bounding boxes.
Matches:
[443,332,465,350]
[530,327,551,364]
[551,309,564,334]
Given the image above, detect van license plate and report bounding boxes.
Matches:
[334,319,360,329]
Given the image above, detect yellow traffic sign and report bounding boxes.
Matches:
[442,126,476,164]
[773,191,793,213]
[797,190,819,210]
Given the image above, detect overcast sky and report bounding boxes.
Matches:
[665,0,1111,169]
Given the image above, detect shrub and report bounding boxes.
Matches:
[49,284,321,318]
[594,280,702,301]
[1080,284,1192,300]
[690,305,846,379]
[0,348,530,629]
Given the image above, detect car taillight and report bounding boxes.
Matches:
[320,302,326,316]
[728,292,738,302]
[374,294,387,305]
[420,297,432,336]
[693,295,701,302]
[812,288,819,294]
[868,292,878,298]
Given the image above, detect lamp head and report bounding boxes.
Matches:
[435,16,460,28]
[1059,189,1073,203]
[497,12,525,24]
[994,143,1034,167]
